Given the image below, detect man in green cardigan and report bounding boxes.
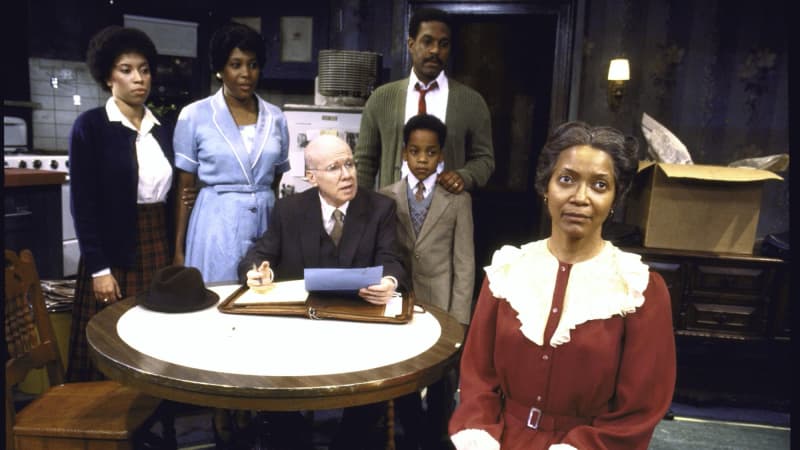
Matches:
[354,7,495,194]
[356,7,494,449]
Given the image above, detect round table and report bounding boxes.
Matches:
[87,286,465,411]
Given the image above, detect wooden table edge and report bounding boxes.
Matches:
[88,297,465,410]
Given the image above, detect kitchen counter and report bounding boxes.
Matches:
[4,168,66,187]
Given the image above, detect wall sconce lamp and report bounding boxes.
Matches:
[607,58,630,111]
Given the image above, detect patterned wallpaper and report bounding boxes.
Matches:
[577,0,789,237]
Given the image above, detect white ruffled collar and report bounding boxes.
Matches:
[484,239,649,347]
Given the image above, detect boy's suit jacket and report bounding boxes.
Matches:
[238,187,407,290]
[381,179,475,324]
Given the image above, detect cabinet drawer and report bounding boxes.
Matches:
[685,302,765,336]
[691,264,769,295]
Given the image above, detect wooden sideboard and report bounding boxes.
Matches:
[623,247,791,409]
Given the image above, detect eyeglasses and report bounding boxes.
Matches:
[307,159,356,174]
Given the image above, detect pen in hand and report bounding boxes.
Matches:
[247,261,274,293]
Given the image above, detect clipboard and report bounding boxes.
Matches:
[217,282,415,325]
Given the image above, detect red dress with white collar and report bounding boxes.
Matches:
[449,240,676,450]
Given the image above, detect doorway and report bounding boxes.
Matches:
[405,2,580,301]
[449,13,556,275]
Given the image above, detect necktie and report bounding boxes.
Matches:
[415,181,425,202]
[330,209,344,246]
[415,81,439,114]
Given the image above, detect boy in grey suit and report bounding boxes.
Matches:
[380,114,475,449]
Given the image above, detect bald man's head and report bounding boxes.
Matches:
[304,135,358,207]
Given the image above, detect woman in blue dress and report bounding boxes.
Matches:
[173,23,289,282]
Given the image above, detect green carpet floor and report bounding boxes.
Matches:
[650,417,789,449]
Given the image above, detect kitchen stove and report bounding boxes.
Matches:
[4,153,70,173]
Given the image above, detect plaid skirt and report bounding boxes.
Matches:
[65,203,169,382]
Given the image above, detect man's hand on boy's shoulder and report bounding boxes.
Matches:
[438,170,465,194]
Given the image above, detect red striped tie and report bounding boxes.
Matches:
[415,81,439,114]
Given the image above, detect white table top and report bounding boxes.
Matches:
[118,284,441,377]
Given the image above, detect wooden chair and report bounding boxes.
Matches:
[5,249,163,450]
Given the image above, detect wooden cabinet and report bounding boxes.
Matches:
[624,247,790,408]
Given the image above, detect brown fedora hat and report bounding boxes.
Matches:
[138,265,219,313]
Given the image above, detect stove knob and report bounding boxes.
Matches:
[18,160,27,169]
[50,160,59,169]
[33,159,43,169]
[4,160,8,168]
[66,160,70,169]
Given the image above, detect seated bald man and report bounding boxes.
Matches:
[238,133,407,303]
[237,134,407,448]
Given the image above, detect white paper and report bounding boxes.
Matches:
[382,294,403,317]
[234,279,309,304]
[641,113,693,164]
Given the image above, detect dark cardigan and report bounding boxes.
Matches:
[68,106,175,274]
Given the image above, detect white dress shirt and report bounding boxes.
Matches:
[319,195,351,235]
[405,70,449,123]
[317,194,397,289]
[406,171,437,200]
[104,97,172,204]
[402,70,448,179]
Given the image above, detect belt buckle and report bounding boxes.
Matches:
[527,406,542,429]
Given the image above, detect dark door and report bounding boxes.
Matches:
[448,13,557,276]
[404,2,580,302]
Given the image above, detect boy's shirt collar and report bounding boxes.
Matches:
[401,159,444,181]
[406,171,438,199]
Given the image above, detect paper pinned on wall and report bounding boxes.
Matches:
[280,16,313,63]
[641,113,694,164]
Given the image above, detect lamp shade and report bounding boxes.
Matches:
[608,58,630,81]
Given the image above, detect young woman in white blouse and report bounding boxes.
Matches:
[67,26,177,381]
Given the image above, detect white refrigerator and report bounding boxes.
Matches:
[279,104,363,197]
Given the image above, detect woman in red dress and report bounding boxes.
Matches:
[449,121,676,449]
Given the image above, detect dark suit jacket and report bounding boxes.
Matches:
[238,187,408,290]
[69,106,175,274]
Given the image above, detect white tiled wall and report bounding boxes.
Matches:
[29,58,315,153]
[29,57,106,151]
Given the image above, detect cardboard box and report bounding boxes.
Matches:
[625,162,783,254]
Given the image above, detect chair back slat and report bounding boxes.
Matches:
[4,265,38,358]
[4,249,66,386]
